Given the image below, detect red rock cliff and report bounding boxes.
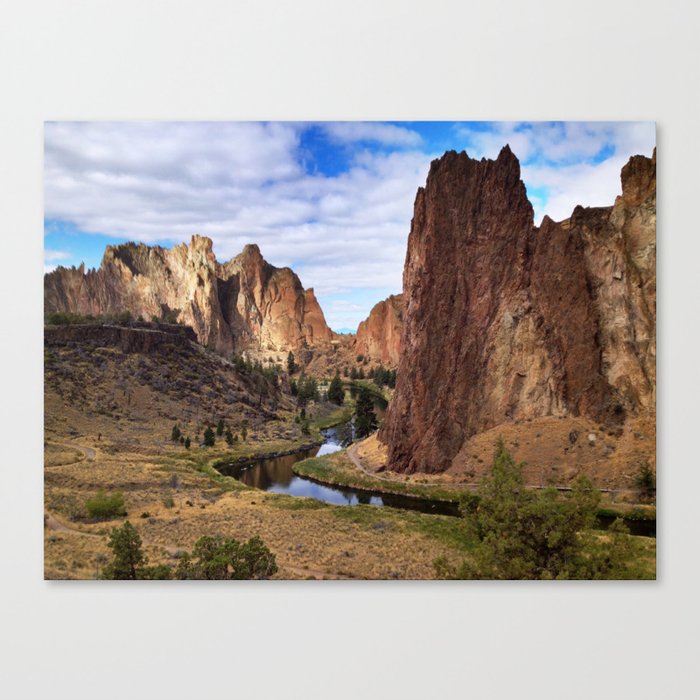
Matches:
[379,147,656,473]
[355,294,404,366]
[44,236,334,354]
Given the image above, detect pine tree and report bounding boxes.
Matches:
[287,351,296,375]
[354,387,377,438]
[216,418,225,436]
[328,372,345,405]
[203,426,215,447]
[171,424,181,442]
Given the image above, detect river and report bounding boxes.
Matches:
[214,400,655,535]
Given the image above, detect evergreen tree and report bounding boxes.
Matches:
[287,350,296,375]
[184,436,191,449]
[354,387,377,438]
[328,373,345,405]
[101,521,144,580]
[171,424,181,442]
[434,440,636,580]
[203,426,216,447]
[225,428,234,445]
[216,418,225,436]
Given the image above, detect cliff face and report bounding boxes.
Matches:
[44,237,334,354]
[379,147,656,474]
[355,294,404,366]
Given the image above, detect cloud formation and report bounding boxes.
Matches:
[44,121,654,330]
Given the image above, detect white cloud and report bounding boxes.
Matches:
[322,122,421,147]
[45,122,434,331]
[44,121,655,327]
[44,249,71,262]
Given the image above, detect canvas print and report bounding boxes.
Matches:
[43,122,656,580]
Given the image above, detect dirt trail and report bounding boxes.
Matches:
[45,441,96,467]
[346,441,447,489]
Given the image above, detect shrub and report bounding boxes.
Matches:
[184,436,191,449]
[171,424,181,442]
[85,491,126,520]
[163,496,175,509]
[216,419,225,436]
[175,534,278,580]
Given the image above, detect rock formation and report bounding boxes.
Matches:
[379,147,656,474]
[44,236,334,355]
[355,294,404,366]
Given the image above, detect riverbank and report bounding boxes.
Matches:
[293,451,467,503]
[292,443,657,531]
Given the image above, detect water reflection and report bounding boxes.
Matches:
[215,415,459,516]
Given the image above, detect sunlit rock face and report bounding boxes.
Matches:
[44,236,334,354]
[355,294,404,367]
[379,147,656,474]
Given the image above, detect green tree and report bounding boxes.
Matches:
[327,373,345,405]
[241,421,248,441]
[354,387,377,438]
[175,534,278,580]
[434,440,636,580]
[635,461,656,502]
[171,424,181,442]
[225,428,234,445]
[287,351,296,375]
[216,418,225,436]
[101,521,145,580]
[203,426,216,447]
[101,521,172,580]
[184,436,191,449]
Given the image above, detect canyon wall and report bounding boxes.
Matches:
[379,147,656,473]
[44,237,334,355]
[355,294,404,366]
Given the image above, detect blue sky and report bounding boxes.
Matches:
[44,121,655,331]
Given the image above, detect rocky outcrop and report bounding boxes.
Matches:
[355,294,404,366]
[379,147,656,474]
[44,323,197,355]
[44,237,334,355]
